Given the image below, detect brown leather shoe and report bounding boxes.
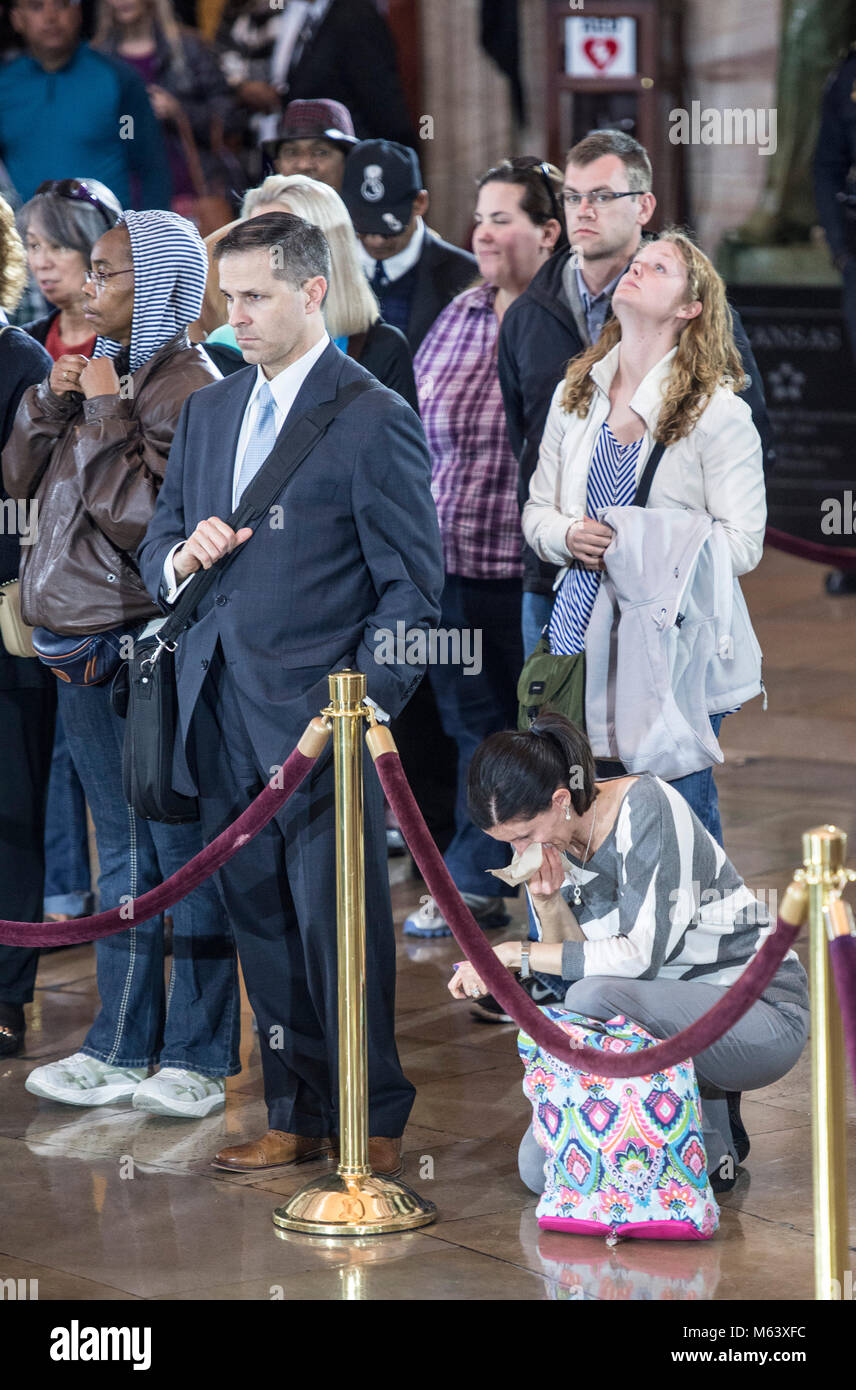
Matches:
[369,1136,403,1178]
[212,1129,334,1172]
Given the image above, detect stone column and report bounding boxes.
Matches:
[419,0,550,244]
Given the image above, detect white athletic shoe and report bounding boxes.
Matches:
[25,1052,148,1107]
[132,1068,226,1118]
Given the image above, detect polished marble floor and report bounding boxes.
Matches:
[1,548,854,1301]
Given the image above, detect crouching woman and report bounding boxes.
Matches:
[447,712,809,1192]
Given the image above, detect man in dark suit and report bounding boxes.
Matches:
[342,140,478,352]
[137,212,444,1176]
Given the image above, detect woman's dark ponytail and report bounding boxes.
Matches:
[467,712,597,830]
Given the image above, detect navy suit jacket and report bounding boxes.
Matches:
[137,341,444,794]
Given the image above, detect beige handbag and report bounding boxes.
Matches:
[0,578,36,658]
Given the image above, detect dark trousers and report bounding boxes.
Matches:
[187,646,415,1137]
[390,673,457,856]
[428,574,523,896]
[0,683,56,1007]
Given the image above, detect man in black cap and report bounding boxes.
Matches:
[341,139,477,352]
[341,138,475,862]
[261,97,357,191]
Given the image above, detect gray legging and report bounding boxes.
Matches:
[518,975,809,1194]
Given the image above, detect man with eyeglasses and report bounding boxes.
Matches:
[0,0,170,211]
[498,128,772,658]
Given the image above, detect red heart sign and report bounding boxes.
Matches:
[582,37,619,71]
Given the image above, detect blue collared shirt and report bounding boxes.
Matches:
[575,263,628,343]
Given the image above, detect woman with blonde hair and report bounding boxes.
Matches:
[523,228,766,843]
[205,174,417,407]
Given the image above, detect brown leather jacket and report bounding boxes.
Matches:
[2,332,220,635]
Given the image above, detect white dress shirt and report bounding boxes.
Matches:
[162,332,330,602]
[357,218,425,284]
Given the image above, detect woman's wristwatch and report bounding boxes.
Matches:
[520,943,531,979]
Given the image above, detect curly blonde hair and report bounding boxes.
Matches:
[560,228,747,445]
[0,196,28,313]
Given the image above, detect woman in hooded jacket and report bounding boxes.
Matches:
[2,209,241,1117]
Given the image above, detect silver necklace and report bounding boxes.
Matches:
[569,800,598,906]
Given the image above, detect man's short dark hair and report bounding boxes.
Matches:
[213,212,331,289]
[565,129,652,193]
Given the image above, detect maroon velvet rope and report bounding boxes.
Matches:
[829,937,856,1094]
[765,526,856,573]
[374,749,802,1078]
[0,742,320,947]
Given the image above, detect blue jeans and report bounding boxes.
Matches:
[429,574,523,897]
[43,707,94,917]
[521,590,553,660]
[668,714,725,846]
[57,680,240,1075]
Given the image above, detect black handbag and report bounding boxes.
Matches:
[517,439,666,730]
[113,377,377,823]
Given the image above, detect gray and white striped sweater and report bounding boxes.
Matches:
[556,774,808,1011]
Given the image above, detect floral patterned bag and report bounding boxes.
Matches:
[519,1008,719,1242]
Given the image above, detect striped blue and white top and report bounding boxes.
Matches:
[547,420,644,655]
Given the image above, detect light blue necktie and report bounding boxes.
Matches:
[235,381,277,504]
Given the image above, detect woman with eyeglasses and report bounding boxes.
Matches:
[11,182,123,943]
[404,158,565,940]
[3,210,240,1113]
[19,178,123,363]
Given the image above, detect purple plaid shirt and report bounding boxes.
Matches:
[414,284,523,580]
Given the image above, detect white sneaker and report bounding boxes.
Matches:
[132,1068,225,1118]
[25,1052,148,1107]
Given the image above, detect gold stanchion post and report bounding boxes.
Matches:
[798,826,854,1300]
[273,672,436,1235]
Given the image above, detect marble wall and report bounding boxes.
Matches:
[419,0,547,247]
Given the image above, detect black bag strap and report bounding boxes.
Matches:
[159,377,376,644]
[632,439,666,509]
